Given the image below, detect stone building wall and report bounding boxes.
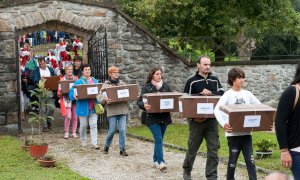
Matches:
[211,64,295,107]
[0,31,19,133]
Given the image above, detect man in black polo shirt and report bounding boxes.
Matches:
[183,55,224,180]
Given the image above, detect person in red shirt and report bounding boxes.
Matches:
[19,43,32,69]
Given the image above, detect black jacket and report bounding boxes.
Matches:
[184,72,224,95]
[137,82,172,126]
[275,86,300,150]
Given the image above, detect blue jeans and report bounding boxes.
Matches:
[291,151,300,180]
[105,114,127,150]
[227,135,256,180]
[148,123,167,164]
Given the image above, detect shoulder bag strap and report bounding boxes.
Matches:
[81,78,86,84]
[293,85,299,110]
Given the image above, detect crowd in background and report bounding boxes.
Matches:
[19,31,77,48]
[19,36,83,128]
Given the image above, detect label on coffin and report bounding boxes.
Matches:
[69,83,74,89]
[160,99,174,109]
[142,98,148,103]
[117,89,130,98]
[243,115,261,127]
[102,92,107,99]
[219,111,229,124]
[74,88,78,96]
[178,101,183,112]
[197,103,214,114]
[87,87,98,95]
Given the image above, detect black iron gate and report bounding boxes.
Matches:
[15,27,22,133]
[88,26,108,129]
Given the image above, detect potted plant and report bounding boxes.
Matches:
[28,80,55,134]
[254,139,277,159]
[28,80,55,159]
[38,154,56,167]
[28,141,49,159]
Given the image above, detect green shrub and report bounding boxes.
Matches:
[254,139,277,152]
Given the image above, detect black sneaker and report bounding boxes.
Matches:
[42,127,49,132]
[120,149,128,156]
[47,122,52,130]
[104,146,109,154]
[183,169,192,180]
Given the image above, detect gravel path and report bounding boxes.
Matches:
[20,132,265,180]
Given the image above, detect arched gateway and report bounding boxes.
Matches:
[0,0,189,134]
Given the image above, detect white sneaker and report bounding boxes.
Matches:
[92,144,100,150]
[159,162,167,171]
[81,141,87,147]
[64,132,69,139]
[153,162,159,169]
[72,133,78,138]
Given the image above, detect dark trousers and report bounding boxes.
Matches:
[41,98,55,128]
[227,135,257,180]
[291,151,300,180]
[183,119,220,180]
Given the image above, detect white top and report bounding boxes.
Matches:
[20,50,30,57]
[39,67,51,78]
[214,89,261,137]
[290,146,300,152]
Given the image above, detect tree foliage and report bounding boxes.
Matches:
[117,0,300,61]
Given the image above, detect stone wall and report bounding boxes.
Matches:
[211,64,295,107]
[0,0,116,8]
[0,31,19,132]
[0,0,190,119]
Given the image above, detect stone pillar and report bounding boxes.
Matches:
[0,20,19,135]
[83,39,89,63]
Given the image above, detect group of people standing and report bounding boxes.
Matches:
[22,56,83,131]
[19,31,74,47]
[20,37,83,130]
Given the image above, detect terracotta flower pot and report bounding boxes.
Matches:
[29,144,48,159]
[38,159,56,167]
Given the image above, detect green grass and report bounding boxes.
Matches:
[128,124,289,172]
[0,135,88,179]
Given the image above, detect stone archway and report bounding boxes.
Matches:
[17,21,98,131]
[0,1,116,134]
